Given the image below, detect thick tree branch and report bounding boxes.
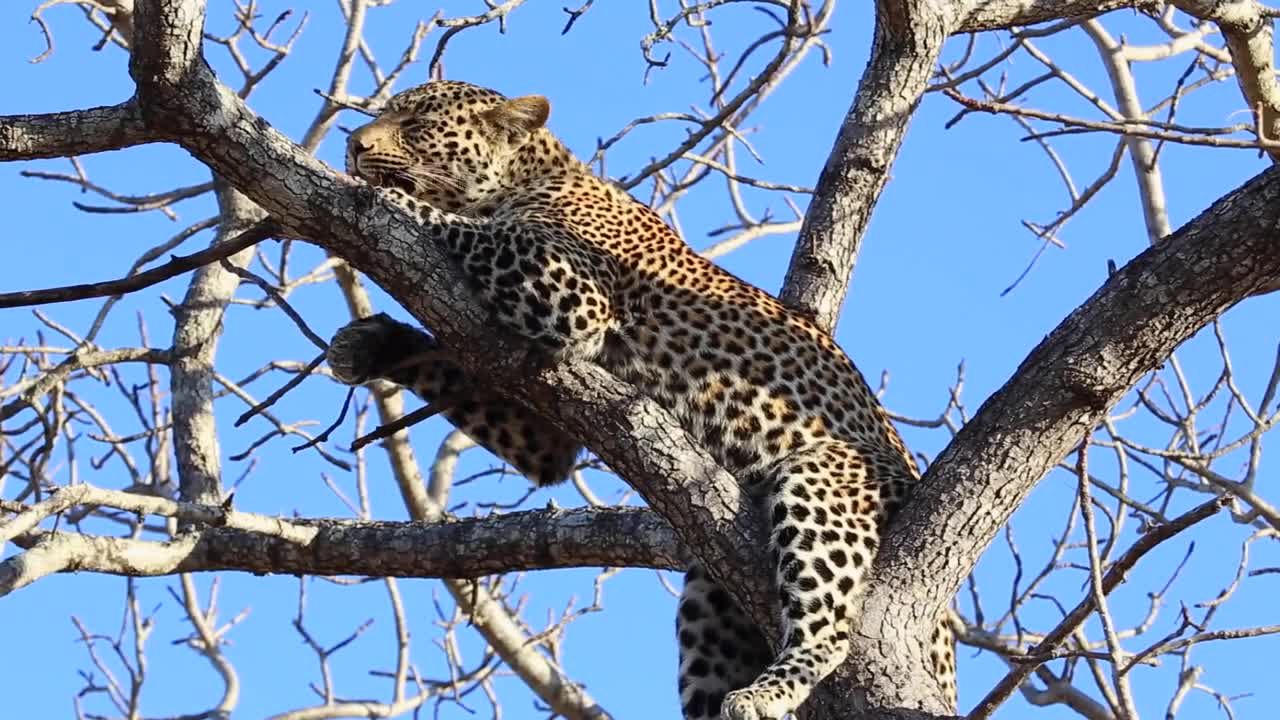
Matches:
[776,0,1167,329]
[885,161,1280,614]
[129,0,208,109]
[954,0,1155,33]
[0,101,158,161]
[780,1,949,330]
[806,158,1280,716]
[0,506,682,596]
[170,186,266,506]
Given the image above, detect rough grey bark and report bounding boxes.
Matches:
[3,507,682,584]
[810,162,1280,716]
[0,101,155,161]
[170,185,264,505]
[954,0,1160,32]
[780,1,948,329]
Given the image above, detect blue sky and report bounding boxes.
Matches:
[2,2,1279,719]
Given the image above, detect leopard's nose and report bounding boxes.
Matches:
[346,128,377,174]
[347,125,379,159]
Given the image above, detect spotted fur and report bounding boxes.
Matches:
[327,79,957,719]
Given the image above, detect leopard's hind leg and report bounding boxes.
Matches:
[722,440,902,720]
[678,563,772,719]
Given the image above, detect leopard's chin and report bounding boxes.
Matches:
[393,179,418,195]
[352,168,416,196]
[372,173,416,195]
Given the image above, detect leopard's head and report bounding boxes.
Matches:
[346,80,558,211]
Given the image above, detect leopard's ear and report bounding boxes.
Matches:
[484,95,550,137]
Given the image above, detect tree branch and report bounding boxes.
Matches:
[0,219,276,309]
[0,347,171,422]
[1172,0,1280,160]
[169,186,268,506]
[887,160,1280,612]
[129,0,209,110]
[0,506,682,596]
[0,100,158,161]
[0,483,308,546]
[420,431,616,720]
[809,158,1280,715]
[780,0,950,330]
[954,0,1155,33]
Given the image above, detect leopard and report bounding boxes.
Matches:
[325,79,957,719]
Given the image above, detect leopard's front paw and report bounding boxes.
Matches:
[326,313,436,386]
[723,686,795,720]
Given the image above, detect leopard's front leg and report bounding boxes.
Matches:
[389,190,621,362]
[327,314,581,486]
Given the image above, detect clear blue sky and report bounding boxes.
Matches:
[2,3,1278,719]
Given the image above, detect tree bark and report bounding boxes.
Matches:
[781,1,948,330]
[170,185,263,505]
[1,506,681,591]
[819,162,1280,717]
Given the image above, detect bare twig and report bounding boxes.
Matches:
[349,399,454,452]
[967,496,1229,720]
[0,220,279,309]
